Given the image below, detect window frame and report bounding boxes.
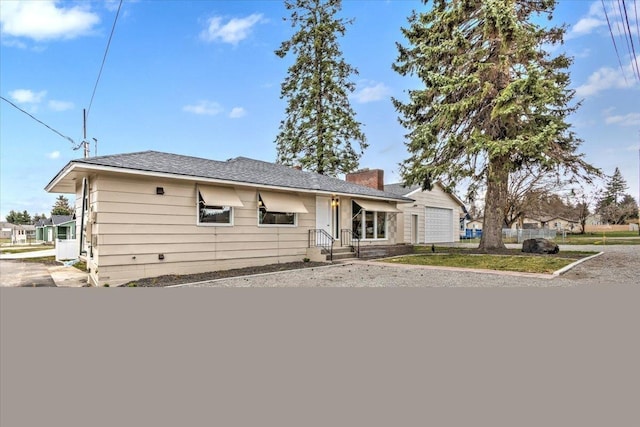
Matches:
[257,194,297,227]
[197,189,234,227]
[352,201,388,240]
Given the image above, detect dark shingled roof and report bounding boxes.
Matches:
[63,151,412,201]
[383,183,420,196]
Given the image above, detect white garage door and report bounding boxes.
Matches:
[424,207,454,243]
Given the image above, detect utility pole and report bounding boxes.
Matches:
[82,108,89,158]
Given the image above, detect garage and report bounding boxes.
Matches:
[424,207,454,243]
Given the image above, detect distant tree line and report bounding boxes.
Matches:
[4,195,73,225]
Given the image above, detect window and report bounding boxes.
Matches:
[199,203,232,224]
[198,186,244,226]
[352,201,388,240]
[258,194,296,226]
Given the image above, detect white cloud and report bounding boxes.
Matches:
[183,100,223,116]
[569,17,605,38]
[9,89,47,104]
[353,82,392,103]
[229,107,246,118]
[200,14,264,45]
[1,38,27,49]
[566,0,631,39]
[0,0,100,41]
[574,56,640,97]
[604,112,640,126]
[48,100,74,112]
[47,151,61,159]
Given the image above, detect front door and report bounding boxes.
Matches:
[316,196,332,237]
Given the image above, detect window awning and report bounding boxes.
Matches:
[353,199,401,213]
[259,191,308,213]
[199,186,244,207]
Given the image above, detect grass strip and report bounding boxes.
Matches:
[0,246,54,254]
[382,253,578,274]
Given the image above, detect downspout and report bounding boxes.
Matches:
[79,177,87,255]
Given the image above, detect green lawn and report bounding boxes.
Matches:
[382,253,583,274]
[0,245,54,254]
[388,246,597,274]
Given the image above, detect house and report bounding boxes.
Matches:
[383,182,466,244]
[45,151,413,286]
[35,215,75,242]
[15,224,35,244]
[0,222,35,244]
[1,222,16,240]
[540,216,579,232]
[467,218,483,231]
[507,217,543,230]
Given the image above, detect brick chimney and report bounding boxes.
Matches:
[346,168,384,191]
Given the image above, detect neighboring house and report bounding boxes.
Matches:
[384,182,466,244]
[541,216,579,232]
[34,218,49,241]
[508,217,543,230]
[15,224,35,243]
[45,151,413,287]
[0,222,35,244]
[1,222,16,240]
[35,216,75,242]
[467,218,483,231]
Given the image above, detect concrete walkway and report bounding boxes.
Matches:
[0,249,87,287]
[0,249,56,259]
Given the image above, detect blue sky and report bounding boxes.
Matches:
[1,0,639,221]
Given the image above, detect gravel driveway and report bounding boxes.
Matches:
[176,244,639,288]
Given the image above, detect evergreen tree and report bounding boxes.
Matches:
[21,210,31,224]
[5,210,28,224]
[32,213,48,224]
[601,167,627,205]
[596,168,631,224]
[51,195,73,216]
[275,0,367,176]
[393,0,597,250]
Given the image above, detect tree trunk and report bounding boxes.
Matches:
[479,156,508,251]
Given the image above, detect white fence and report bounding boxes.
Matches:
[502,229,557,243]
[55,239,79,261]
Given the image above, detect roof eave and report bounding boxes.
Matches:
[45,161,412,202]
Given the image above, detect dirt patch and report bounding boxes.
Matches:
[120,261,329,287]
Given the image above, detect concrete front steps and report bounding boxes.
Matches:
[330,246,358,261]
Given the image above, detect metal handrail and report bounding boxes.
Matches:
[340,229,360,258]
[309,229,335,261]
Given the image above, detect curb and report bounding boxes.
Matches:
[552,251,604,276]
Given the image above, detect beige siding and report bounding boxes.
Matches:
[86,174,318,286]
[397,185,462,244]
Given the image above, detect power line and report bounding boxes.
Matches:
[621,0,640,80]
[86,0,123,121]
[602,0,629,84]
[634,0,640,48]
[0,96,76,145]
